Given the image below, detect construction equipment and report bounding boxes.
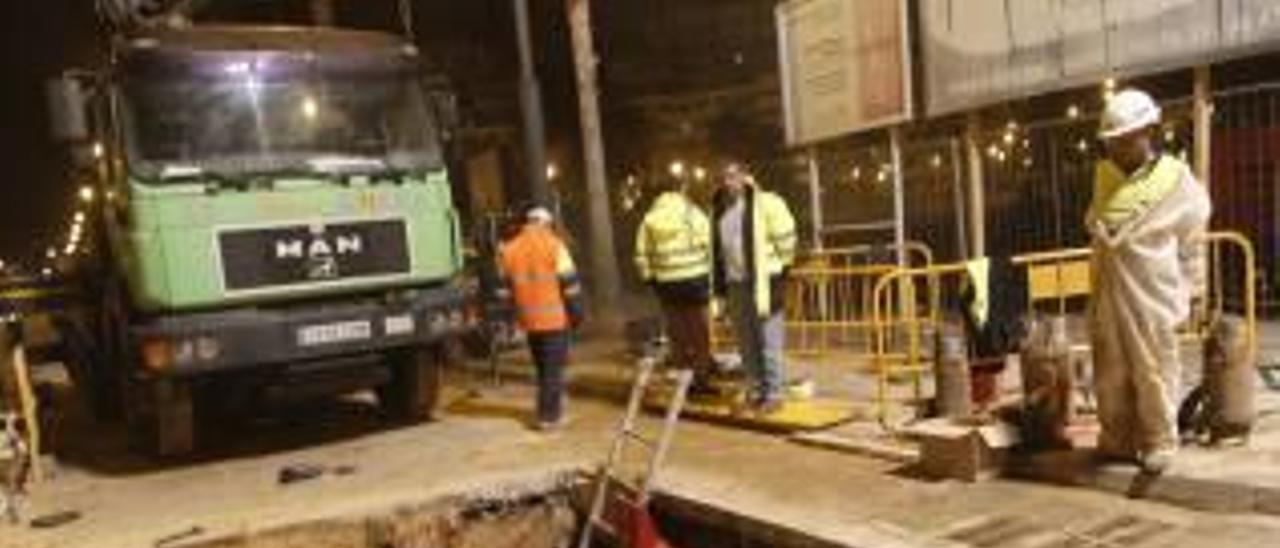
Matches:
[47,22,468,456]
[579,358,691,548]
[1181,316,1256,445]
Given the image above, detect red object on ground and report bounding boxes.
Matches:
[610,496,671,548]
[971,359,1004,408]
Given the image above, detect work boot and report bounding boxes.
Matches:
[1139,448,1175,474]
[751,392,785,416]
[534,415,568,432]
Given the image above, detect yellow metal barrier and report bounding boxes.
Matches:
[1010,231,1257,356]
[785,264,896,358]
[710,242,937,360]
[869,262,972,428]
[782,242,937,359]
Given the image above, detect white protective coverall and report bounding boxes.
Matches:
[1087,154,1211,457]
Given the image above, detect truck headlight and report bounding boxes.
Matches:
[140,338,173,371]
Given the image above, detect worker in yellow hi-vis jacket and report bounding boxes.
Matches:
[635,177,715,393]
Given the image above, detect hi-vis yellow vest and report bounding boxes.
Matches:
[1087,155,1186,232]
[635,192,711,283]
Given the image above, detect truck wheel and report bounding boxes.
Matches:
[127,377,196,457]
[379,345,445,422]
[90,281,131,421]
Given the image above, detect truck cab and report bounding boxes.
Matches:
[56,25,467,455]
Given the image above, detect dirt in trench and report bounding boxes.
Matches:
[190,493,578,548]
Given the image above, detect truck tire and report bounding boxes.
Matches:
[89,280,132,421]
[126,377,196,457]
[378,344,445,422]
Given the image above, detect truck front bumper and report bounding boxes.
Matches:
[131,287,468,376]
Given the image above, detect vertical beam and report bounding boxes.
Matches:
[514,0,550,205]
[566,0,622,318]
[949,138,969,260]
[889,127,907,268]
[807,147,824,251]
[964,114,987,258]
[1194,65,1213,186]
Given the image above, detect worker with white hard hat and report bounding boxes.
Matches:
[1086,88,1212,473]
[496,204,584,430]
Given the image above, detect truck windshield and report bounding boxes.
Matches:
[123,65,443,181]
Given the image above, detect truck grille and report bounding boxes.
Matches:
[219,219,411,292]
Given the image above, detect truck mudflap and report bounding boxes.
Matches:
[129,286,468,376]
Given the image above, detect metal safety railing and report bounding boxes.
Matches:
[863,231,1258,430]
[1010,231,1257,355]
[869,261,972,428]
[710,242,937,360]
[783,242,936,359]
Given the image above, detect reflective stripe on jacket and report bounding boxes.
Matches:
[711,183,797,316]
[498,225,578,333]
[634,192,712,283]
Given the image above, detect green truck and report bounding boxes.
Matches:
[48,25,467,455]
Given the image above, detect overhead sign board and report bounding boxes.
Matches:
[921,0,1280,115]
[776,0,913,146]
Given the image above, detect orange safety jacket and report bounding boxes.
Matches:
[497,224,580,333]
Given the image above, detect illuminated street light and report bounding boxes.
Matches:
[92,142,105,159]
[546,163,559,181]
[693,166,707,182]
[79,186,95,203]
[1066,104,1081,119]
[74,211,86,223]
[302,96,319,120]
[45,247,57,260]
[669,161,685,178]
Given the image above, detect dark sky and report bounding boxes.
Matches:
[2,1,97,266]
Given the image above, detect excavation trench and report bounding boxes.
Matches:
[179,471,848,548]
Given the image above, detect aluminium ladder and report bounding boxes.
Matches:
[578,357,692,548]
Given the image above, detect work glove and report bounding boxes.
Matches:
[565,296,585,330]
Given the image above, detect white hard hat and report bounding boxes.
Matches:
[526,207,553,223]
[1099,88,1161,139]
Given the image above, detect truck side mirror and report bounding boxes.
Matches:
[46,76,89,142]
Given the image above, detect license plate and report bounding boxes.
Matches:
[297,320,373,347]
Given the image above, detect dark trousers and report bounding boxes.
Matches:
[660,299,712,378]
[527,330,570,422]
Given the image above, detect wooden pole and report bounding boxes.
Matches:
[566,0,622,320]
[514,0,550,205]
[1194,65,1213,186]
[807,148,824,251]
[964,114,987,258]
